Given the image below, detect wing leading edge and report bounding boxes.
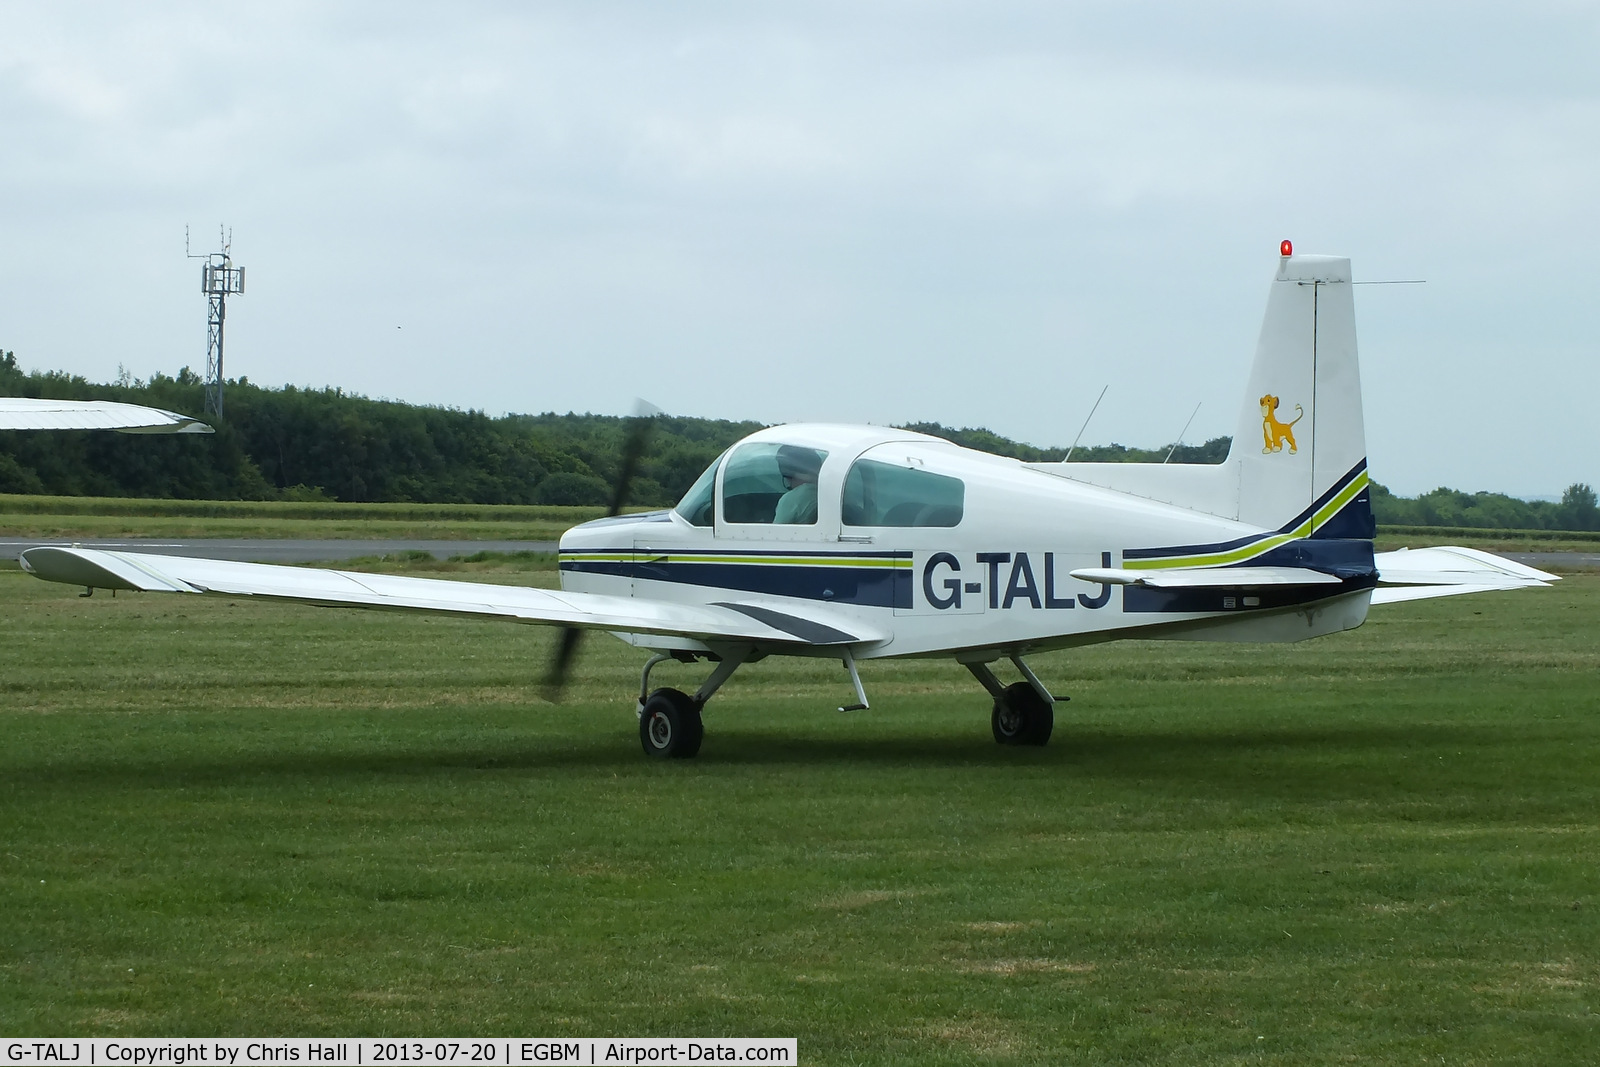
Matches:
[18,547,883,648]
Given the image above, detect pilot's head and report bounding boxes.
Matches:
[776,445,823,486]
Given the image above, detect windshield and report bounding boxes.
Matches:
[673,451,726,527]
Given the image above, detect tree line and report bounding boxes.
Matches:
[2,351,1595,531]
[1369,482,1599,533]
[0,352,761,507]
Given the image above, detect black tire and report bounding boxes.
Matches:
[639,687,704,759]
[991,682,1053,747]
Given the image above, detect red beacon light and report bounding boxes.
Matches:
[1280,239,1293,257]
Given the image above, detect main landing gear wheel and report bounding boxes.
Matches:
[639,687,704,759]
[992,682,1053,747]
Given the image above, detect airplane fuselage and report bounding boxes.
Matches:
[558,424,1377,662]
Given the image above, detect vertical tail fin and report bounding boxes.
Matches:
[1029,247,1375,539]
[1229,250,1373,537]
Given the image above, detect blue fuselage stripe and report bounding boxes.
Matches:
[561,559,911,609]
[1125,458,1372,562]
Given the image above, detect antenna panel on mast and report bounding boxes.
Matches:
[187,226,244,420]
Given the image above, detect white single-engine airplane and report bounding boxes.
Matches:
[0,397,213,434]
[20,246,1557,757]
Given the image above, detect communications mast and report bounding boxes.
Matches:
[186,226,245,420]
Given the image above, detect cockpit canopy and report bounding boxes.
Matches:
[674,428,965,531]
[723,442,828,524]
[842,457,963,527]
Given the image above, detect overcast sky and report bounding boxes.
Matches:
[2,2,1596,496]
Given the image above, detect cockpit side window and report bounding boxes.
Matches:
[722,442,828,525]
[674,450,726,527]
[841,458,964,527]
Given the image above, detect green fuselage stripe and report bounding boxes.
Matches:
[1123,471,1370,571]
[561,552,910,569]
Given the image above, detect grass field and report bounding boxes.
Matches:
[1,563,1596,1062]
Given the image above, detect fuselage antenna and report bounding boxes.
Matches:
[1163,402,1202,464]
[1063,384,1108,463]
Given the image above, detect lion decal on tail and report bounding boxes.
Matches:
[1260,394,1303,454]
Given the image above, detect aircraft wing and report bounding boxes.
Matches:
[0,397,213,434]
[18,547,881,647]
[1371,546,1560,604]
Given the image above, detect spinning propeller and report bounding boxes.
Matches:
[542,402,660,700]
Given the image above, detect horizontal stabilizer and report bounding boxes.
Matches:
[1069,565,1345,588]
[1371,546,1559,605]
[19,547,881,647]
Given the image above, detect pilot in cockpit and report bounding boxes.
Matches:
[773,445,823,524]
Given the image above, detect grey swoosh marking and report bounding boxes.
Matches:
[710,602,858,645]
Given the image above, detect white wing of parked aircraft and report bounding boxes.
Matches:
[19,245,1559,758]
[0,397,213,434]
